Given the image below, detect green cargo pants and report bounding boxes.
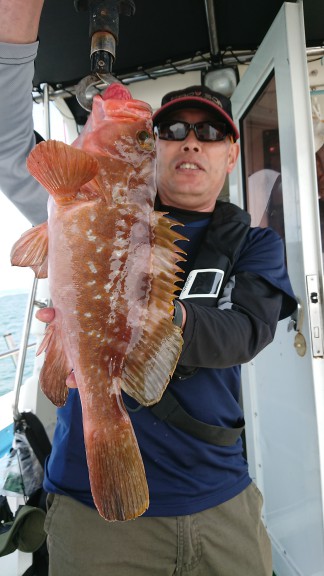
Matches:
[45,482,272,576]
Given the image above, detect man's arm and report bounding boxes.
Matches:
[178,227,296,370]
[0,0,44,43]
[0,0,48,225]
[179,272,283,369]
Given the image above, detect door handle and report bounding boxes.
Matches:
[306,274,324,357]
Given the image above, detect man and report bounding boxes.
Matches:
[0,2,297,575]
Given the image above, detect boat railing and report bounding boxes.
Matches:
[0,277,49,421]
[14,278,50,420]
[0,342,36,362]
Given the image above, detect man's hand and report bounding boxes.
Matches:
[35,306,55,324]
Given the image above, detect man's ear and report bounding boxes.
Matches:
[227,143,240,174]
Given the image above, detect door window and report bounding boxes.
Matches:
[312,95,324,260]
[241,75,285,244]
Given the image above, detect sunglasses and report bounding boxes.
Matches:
[154,120,229,142]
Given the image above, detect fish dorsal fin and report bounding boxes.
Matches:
[27,140,99,205]
[11,222,48,278]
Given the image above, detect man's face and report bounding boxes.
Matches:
[155,108,240,212]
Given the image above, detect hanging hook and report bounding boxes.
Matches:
[74,0,136,110]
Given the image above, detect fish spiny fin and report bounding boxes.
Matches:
[83,378,149,521]
[37,323,70,407]
[10,222,48,278]
[26,140,99,205]
[122,212,187,405]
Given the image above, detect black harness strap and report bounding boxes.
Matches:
[150,389,245,446]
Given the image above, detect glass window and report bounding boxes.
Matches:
[311,94,324,261]
[241,74,285,245]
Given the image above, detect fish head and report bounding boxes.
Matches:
[73,84,156,207]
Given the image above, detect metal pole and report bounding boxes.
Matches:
[204,0,219,59]
[0,341,36,362]
[12,278,39,420]
[43,83,51,140]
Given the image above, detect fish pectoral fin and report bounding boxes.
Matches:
[37,323,70,407]
[84,385,149,521]
[11,222,48,277]
[27,140,99,205]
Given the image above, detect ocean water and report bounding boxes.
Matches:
[0,291,35,397]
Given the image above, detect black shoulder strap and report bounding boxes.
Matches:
[181,201,251,306]
[150,202,250,446]
[150,390,244,446]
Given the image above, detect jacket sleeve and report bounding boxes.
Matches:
[178,271,283,369]
[0,41,48,225]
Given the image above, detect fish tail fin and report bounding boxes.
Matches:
[37,323,70,407]
[87,425,149,522]
[83,382,149,521]
[27,140,99,205]
[122,212,186,405]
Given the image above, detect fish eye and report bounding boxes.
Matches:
[136,130,155,151]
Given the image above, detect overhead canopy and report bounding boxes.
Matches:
[33,0,324,89]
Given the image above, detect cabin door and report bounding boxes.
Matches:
[230,3,324,575]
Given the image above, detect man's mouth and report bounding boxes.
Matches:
[177,162,202,171]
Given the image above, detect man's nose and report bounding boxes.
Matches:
[181,129,201,152]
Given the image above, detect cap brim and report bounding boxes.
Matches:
[152,96,239,141]
[0,505,46,557]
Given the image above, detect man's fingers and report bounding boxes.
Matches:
[36,306,55,323]
[66,371,77,388]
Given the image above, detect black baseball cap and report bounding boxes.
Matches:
[152,85,239,141]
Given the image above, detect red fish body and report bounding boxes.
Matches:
[11,84,185,521]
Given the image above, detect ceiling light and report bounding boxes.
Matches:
[202,66,239,97]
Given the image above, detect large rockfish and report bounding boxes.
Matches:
[11,83,186,521]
